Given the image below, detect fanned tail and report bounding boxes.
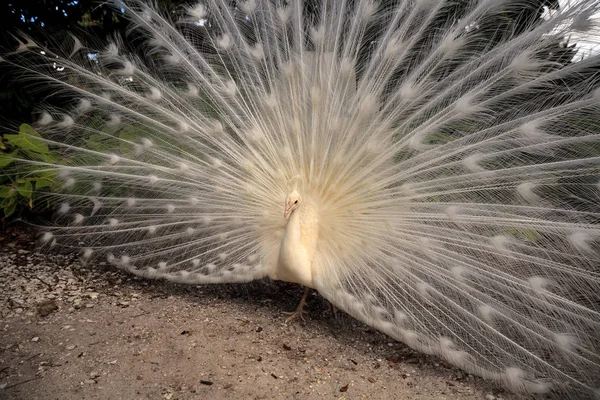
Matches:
[2,0,600,397]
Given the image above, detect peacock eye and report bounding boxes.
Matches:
[294,200,298,204]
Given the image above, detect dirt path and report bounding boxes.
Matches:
[0,226,522,400]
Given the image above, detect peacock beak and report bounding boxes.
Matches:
[284,204,292,218]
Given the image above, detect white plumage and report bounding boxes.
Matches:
[273,190,318,289]
[3,0,600,397]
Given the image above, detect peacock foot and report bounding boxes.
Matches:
[282,308,308,324]
[330,303,338,320]
[283,286,310,324]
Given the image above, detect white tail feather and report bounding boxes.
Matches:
[2,0,600,398]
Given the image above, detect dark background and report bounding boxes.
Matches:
[0,0,574,124]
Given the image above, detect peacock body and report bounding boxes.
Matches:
[3,0,600,397]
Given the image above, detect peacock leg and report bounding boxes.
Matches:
[330,303,338,319]
[283,286,310,324]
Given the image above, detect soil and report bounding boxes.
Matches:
[0,224,527,400]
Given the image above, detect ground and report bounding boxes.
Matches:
[0,225,530,400]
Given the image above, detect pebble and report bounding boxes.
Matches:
[0,227,137,320]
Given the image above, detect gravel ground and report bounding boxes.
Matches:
[0,224,531,400]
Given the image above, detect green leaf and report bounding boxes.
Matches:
[0,185,14,198]
[119,129,140,155]
[40,152,59,163]
[16,180,33,199]
[0,194,15,207]
[86,134,109,152]
[2,201,17,218]
[0,151,16,167]
[19,124,44,140]
[37,169,58,180]
[35,179,53,189]
[4,124,49,154]
[505,227,540,242]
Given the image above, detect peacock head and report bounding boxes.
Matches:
[284,190,302,219]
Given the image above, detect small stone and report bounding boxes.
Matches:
[66,345,76,350]
[84,379,96,384]
[31,337,40,342]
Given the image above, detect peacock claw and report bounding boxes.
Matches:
[282,309,308,324]
[330,304,338,320]
[283,286,310,324]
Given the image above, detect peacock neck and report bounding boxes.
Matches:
[284,207,302,240]
[272,203,319,289]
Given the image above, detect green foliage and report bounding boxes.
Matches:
[504,227,541,242]
[4,125,51,157]
[0,124,58,219]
